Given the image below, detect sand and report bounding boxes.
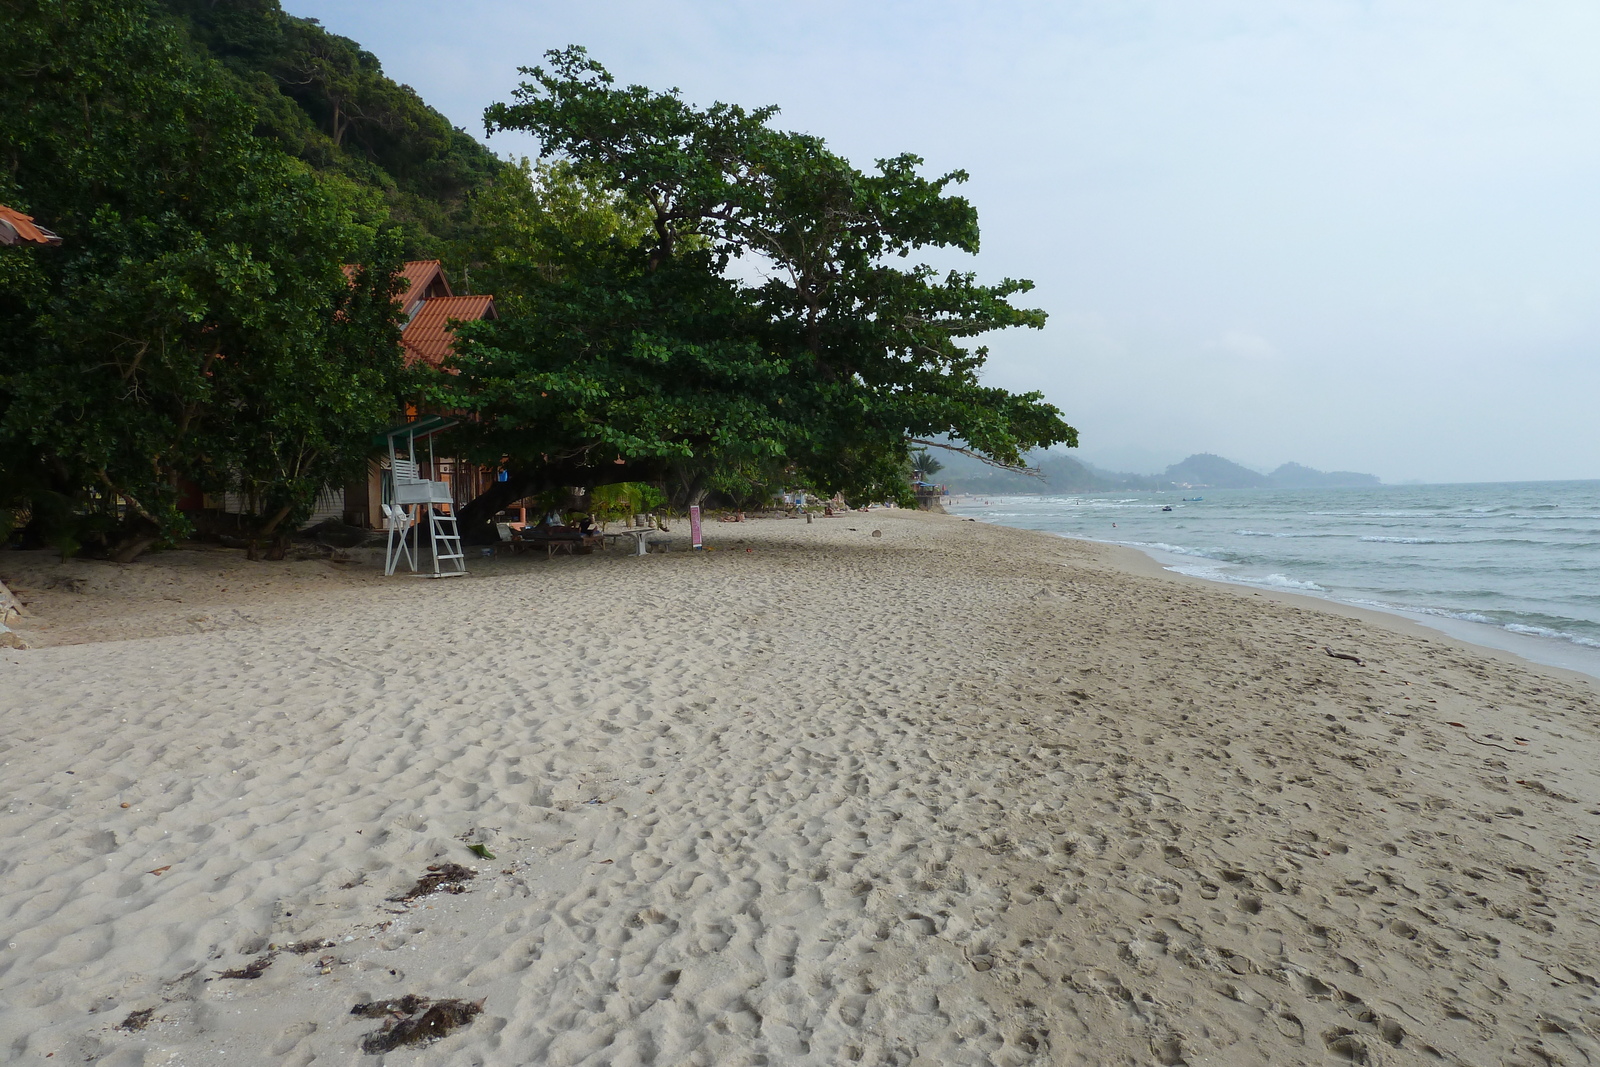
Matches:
[1,511,1598,1066]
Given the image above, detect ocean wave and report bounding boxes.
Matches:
[1502,624,1600,648]
[1122,540,1229,560]
[1236,529,1324,538]
[1360,536,1443,544]
[1257,573,1326,591]
[1347,600,1600,650]
[1406,606,1496,625]
[1161,562,1325,592]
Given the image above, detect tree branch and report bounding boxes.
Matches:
[906,438,1040,477]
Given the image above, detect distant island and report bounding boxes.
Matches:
[939,451,1381,494]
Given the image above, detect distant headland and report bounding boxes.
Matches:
[939,450,1381,494]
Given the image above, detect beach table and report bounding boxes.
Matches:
[613,528,653,556]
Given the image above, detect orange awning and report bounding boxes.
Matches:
[0,204,61,246]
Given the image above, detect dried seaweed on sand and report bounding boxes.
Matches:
[389,862,475,901]
[216,952,275,979]
[350,994,431,1018]
[116,1008,155,1031]
[355,997,482,1053]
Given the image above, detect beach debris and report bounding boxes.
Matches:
[1516,779,1578,802]
[1324,647,1365,666]
[871,529,882,537]
[217,952,276,979]
[390,863,475,901]
[120,802,131,808]
[281,938,336,955]
[146,865,171,876]
[466,843,495,860]
[1442,721,1518,753]
[354,996,483,1053]
[351,994,431,1018]
[116,1008,155,1032]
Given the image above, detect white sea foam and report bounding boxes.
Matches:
[1160,562,1325,592]
[1503,624,1600,648]
[1258,573,1326,591]
[1345,600,1600,649]
[1360,536,1442,544]
[1236,529,1322,538]
[1122,541,1228,560]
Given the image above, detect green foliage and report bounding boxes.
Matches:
[154,0,505,260]
[587,482,664,525]
[910,449,945,478]
[453,47,1076,511]
[0,0,407,559]
[457,157,653,315]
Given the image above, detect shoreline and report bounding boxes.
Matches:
[3,510,1599,1064]
[1103,539,1600,694]
[945,495,1600,688]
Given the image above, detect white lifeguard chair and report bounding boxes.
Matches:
[383,417,466,578]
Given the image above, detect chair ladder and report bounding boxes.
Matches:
[428,509,467,578]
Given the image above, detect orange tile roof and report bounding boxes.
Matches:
[401,294,496,367]
[397,259,450,316]
[0,204,61,246]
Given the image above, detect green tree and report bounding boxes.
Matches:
[436,47,1074,530]
[154,0,507,260]
[0,0,407,560]
[455,157,654,311]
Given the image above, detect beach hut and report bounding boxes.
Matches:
[342,261,499,532]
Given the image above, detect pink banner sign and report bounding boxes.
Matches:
[689,505,703,549]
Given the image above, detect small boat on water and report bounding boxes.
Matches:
[1161,505,1173,511]
[1182,496,1204,502]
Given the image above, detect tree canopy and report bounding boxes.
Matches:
[437,47,1076,525]
[0,0,408,559]
[1,11,1080,560]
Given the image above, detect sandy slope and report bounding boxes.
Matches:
[1,512,1597,1066]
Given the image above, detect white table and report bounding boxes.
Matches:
[613,528,653,556]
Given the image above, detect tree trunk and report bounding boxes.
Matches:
[253,502,295,561]
[264,531,292,561]
[107,517,162,564]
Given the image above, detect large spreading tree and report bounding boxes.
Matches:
[437,47,1076,534]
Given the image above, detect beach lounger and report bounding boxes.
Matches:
[515,526,603,559]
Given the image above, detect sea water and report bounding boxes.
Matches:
[948,481,1600,681]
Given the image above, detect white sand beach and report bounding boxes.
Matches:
[2,511,1598,1066]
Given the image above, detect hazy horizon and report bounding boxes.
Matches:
[282,0,1600,484]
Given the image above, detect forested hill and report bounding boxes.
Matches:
[940,450,1380,493]
[156,0,504,259]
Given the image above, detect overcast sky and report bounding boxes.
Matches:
[283,0,1599,483]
